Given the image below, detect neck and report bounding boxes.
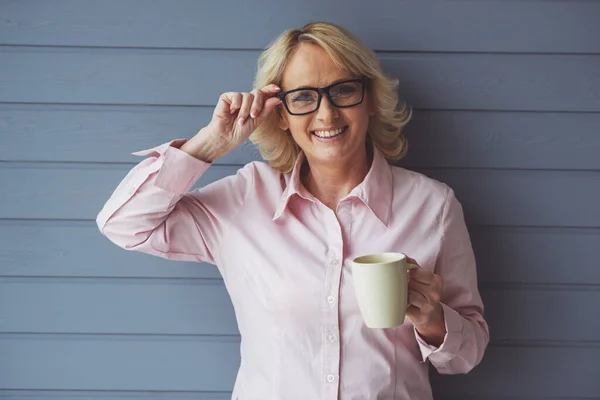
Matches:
[302,147,372,210]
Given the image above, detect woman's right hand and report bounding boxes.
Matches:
[181,84,282,162]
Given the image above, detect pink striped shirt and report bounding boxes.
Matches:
[97,139,489,400]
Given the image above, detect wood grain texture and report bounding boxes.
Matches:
[2,222,597,285]
[1,278,598,344]
[2,334,598,397]
[2,47,600,111]
[3,0,600,53]
[3,103,600,170]
[2,164,598,227]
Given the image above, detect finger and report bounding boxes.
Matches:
[409,268,436,285]
[405,256,419,266]
[229,93,244,115]
[256,96,282,119]
[259,84,281,95]
[213,92,236,118]
[408,280,442,304]
[405,305,420,319]
[249,90,264,119]
[408,289,429,310]
[237,93,255,125]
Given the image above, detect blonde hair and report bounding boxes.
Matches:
[250,21,412,173]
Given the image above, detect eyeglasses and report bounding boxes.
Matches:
[277,78,366,116]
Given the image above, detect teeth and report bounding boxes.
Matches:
[313,127,345,138]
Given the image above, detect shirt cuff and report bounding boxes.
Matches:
[415,302,464,363]
[132,139,211,194]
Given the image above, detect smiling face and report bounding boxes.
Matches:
[278,42,372,168]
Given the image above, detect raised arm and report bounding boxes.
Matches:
[96,85,282,264]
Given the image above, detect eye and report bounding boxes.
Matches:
[331,84,358,97]
[289,90,317,103]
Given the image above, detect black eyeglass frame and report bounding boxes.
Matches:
[276,78,367,116]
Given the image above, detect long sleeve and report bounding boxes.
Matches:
[414,188,490,374]
[96,139,255,266]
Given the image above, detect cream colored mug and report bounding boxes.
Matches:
[351,253,418,328]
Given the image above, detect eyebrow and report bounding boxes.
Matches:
[288,77,359,91]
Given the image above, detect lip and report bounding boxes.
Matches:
[311,126,348,142]
[311,126,346,132]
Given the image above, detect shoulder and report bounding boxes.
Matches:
[390,165,452,202]
[242,160,282,180]
[236,160,286,192]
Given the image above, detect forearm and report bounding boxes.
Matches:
[97,140,208,252]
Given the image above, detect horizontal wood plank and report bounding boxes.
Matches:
[0,391,231,400]
[1,334,597,397]
[420,168,600,228]
[0,278,237,335]
[430,347,600,398]
[0,220,221,279]
[1,278,598,344]
[0,394,591,400]
[2,222,597,285]
[2,164,599,227]
[0,334,240,391]
[2,0,600,53]
[2,104,600,170]
[0,393,588,400]
[471,227,600,285]
[2,48,600,111]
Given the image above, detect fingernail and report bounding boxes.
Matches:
[238,117,245,125]
[250,112,256,119]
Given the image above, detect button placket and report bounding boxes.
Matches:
[322,208,343,399]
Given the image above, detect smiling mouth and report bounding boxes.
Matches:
[311,126,348,139]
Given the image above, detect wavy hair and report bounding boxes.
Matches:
[250,21,411,173]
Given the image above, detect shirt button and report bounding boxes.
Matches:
[329,258,339,266]
[328,334,336,342]
[327,296,336,304]
[327,374,336,383]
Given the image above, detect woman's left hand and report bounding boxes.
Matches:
[405,257,447,346]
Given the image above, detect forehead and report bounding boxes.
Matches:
[281,42,353,90]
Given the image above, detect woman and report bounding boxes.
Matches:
[97,22,489,400]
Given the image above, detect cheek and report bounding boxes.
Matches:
[289,117,312,134]
[344,109,370,131]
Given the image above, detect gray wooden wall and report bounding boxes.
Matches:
[1,1,599,399]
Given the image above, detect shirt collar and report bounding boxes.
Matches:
[273,145,393,227]
[273,152,309,221]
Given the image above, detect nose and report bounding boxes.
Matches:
[316,94,339,122]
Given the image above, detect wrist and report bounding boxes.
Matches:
[180,128,229,163]
[415,307,446,347]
